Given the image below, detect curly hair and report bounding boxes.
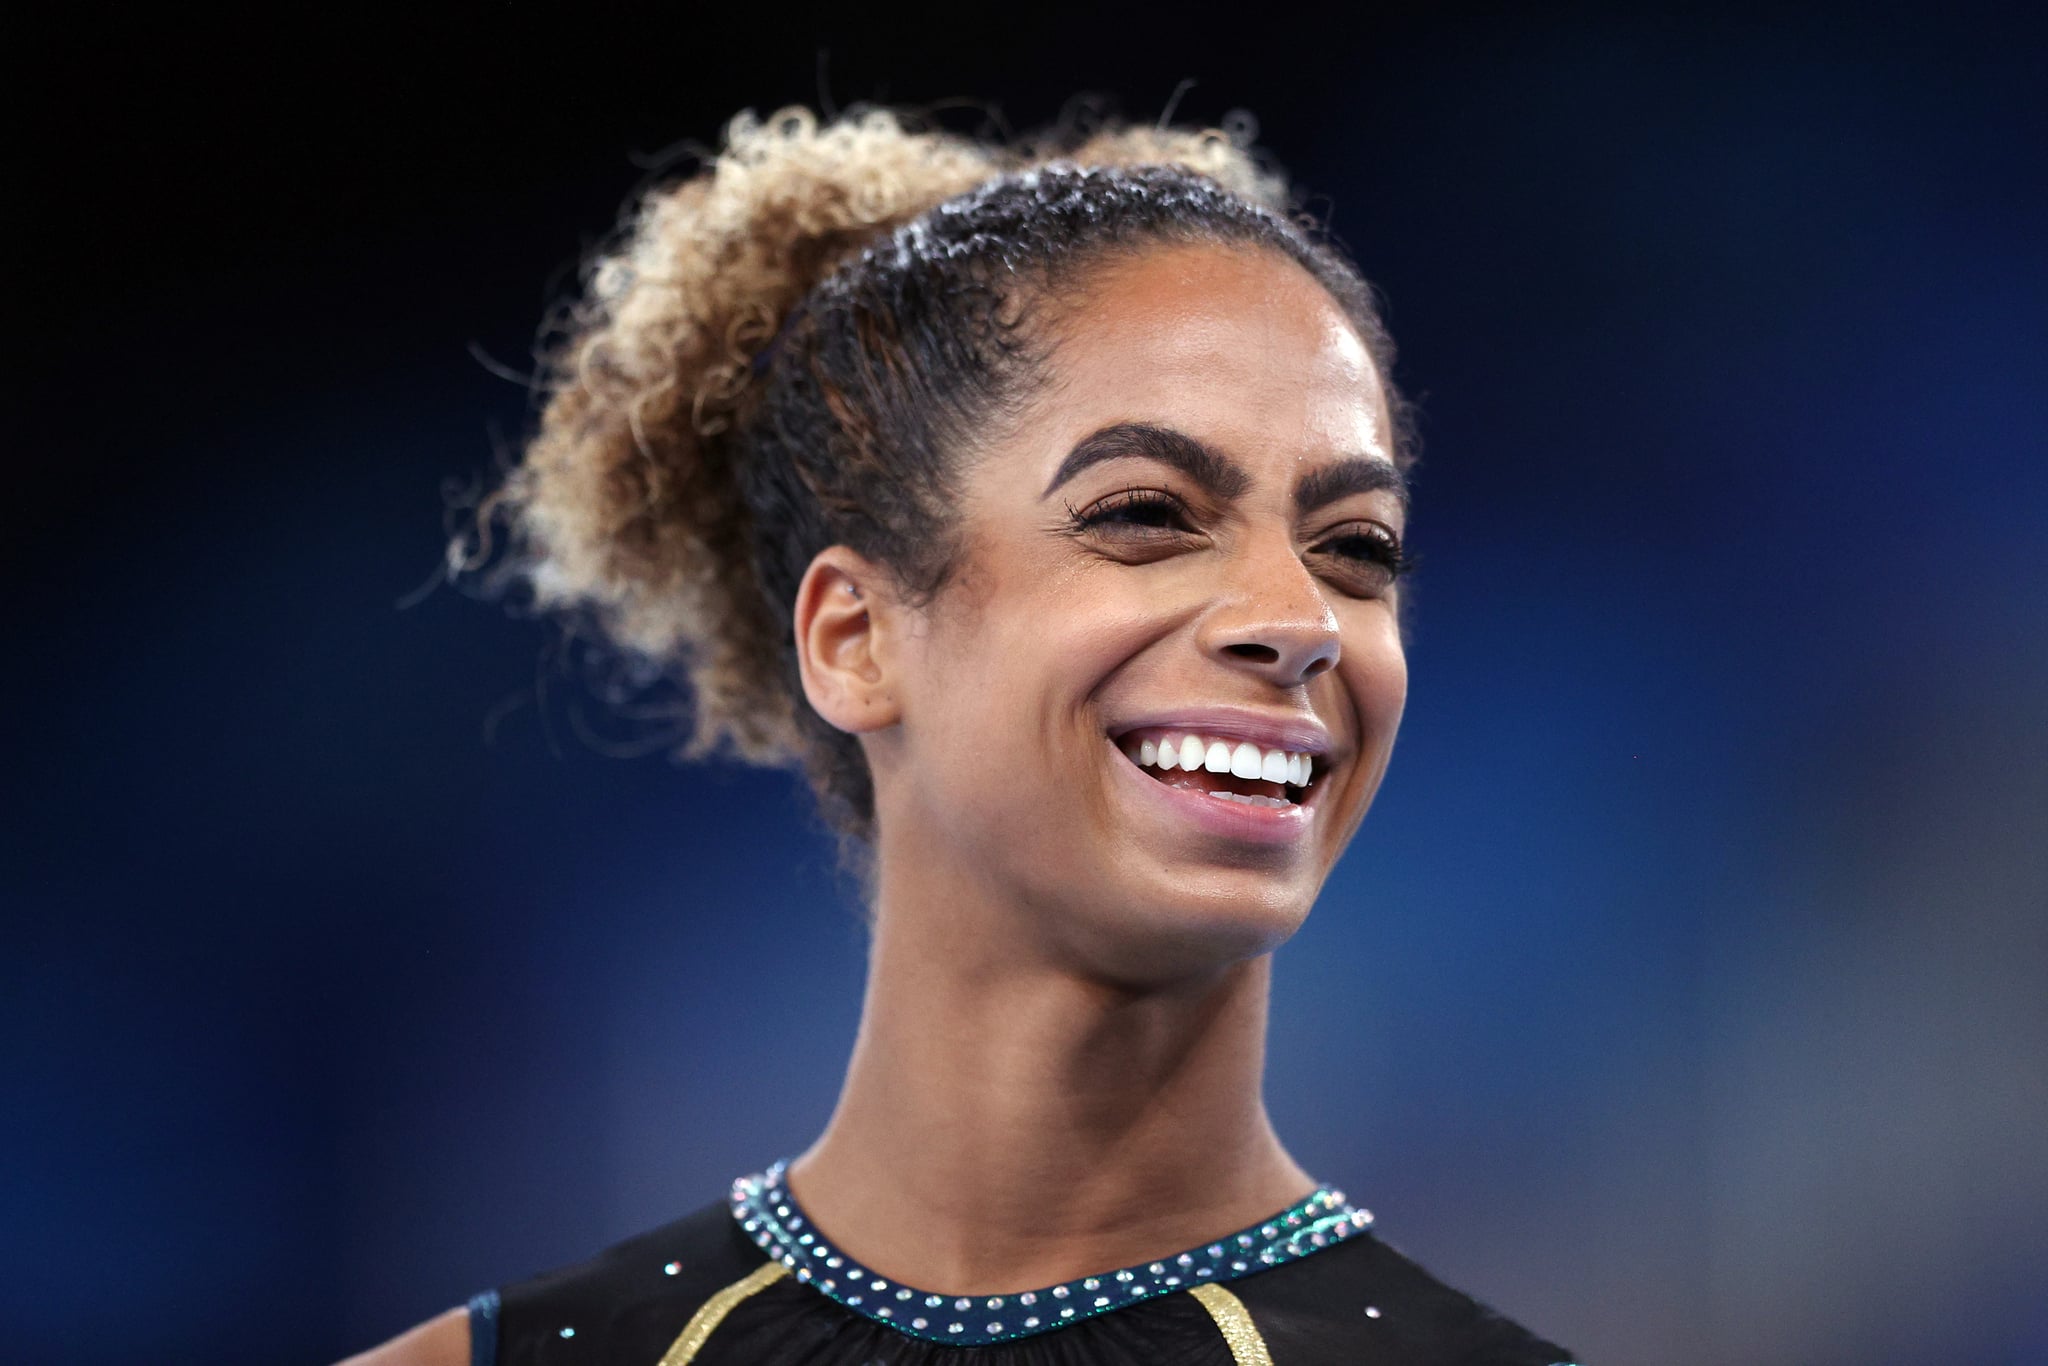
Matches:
[460,103,1407,842]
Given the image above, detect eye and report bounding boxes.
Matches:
[1065,488,1200,541]
[1309,521,1413,596]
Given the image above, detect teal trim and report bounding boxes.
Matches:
[466,1289,500,1366]
[731,1159,1374,1346]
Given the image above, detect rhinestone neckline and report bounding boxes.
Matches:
[728,1159,1374,1346]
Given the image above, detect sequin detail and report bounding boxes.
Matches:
[729,1160,1372,1346]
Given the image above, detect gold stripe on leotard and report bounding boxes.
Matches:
[1188,1282,1274,1366]
[656,1260,790,1365]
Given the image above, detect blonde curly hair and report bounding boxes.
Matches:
[461,103,1404,841]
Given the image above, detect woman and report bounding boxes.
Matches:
[351,104,1579,1366]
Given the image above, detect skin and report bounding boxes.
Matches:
[349,240,1407,1361]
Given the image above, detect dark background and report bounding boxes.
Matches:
[9,5,2046,1364]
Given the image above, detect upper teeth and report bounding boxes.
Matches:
[1125,733,1316,787]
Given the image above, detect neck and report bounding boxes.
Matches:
[785,850,1315,1295]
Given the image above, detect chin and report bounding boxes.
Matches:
[1052,867,1321,989]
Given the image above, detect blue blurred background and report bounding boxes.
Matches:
[9,5,2045,1364]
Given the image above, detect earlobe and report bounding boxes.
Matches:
[793,548,901,735]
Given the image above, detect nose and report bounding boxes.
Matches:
[1198,533,1342,687]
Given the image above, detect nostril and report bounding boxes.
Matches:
[1301,656,1334,680]
[1225,643,1280,664]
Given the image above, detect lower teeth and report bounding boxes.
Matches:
[1206,791,1292,810]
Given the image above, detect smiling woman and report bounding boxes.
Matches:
[343,104,1578,1366]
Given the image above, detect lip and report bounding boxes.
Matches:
[1108,740,1318,846]
[1106,706,1334,758]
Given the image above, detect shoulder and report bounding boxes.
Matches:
[500,1196,758,1315]
[336,1304,468,1366]
[493,1197,766,1361]
[338,1199,756,1366]
[1233,1230,1579,1365]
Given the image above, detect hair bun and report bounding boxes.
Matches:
[464,106,999,760]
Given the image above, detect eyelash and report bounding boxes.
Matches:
[1064,489,1415,582]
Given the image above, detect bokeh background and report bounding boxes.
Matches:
[10,5,2046,1364]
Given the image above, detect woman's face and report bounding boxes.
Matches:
[876,242,1408,982]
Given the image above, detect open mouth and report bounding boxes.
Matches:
[1113,729,1320,810]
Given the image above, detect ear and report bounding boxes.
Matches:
[793,547,904,735]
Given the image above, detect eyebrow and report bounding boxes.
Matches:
[1293,457,1410,517]
[1041,420,1408,515]
[1041,422,1250,501]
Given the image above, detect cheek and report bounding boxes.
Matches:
[927,552,1164,705]
[900,560,1169,843]
[1341,610,1409,745]
[902,560,1118,768]
[1314,617,1406,853]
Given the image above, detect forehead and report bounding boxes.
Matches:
[1029,243,1391,470]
